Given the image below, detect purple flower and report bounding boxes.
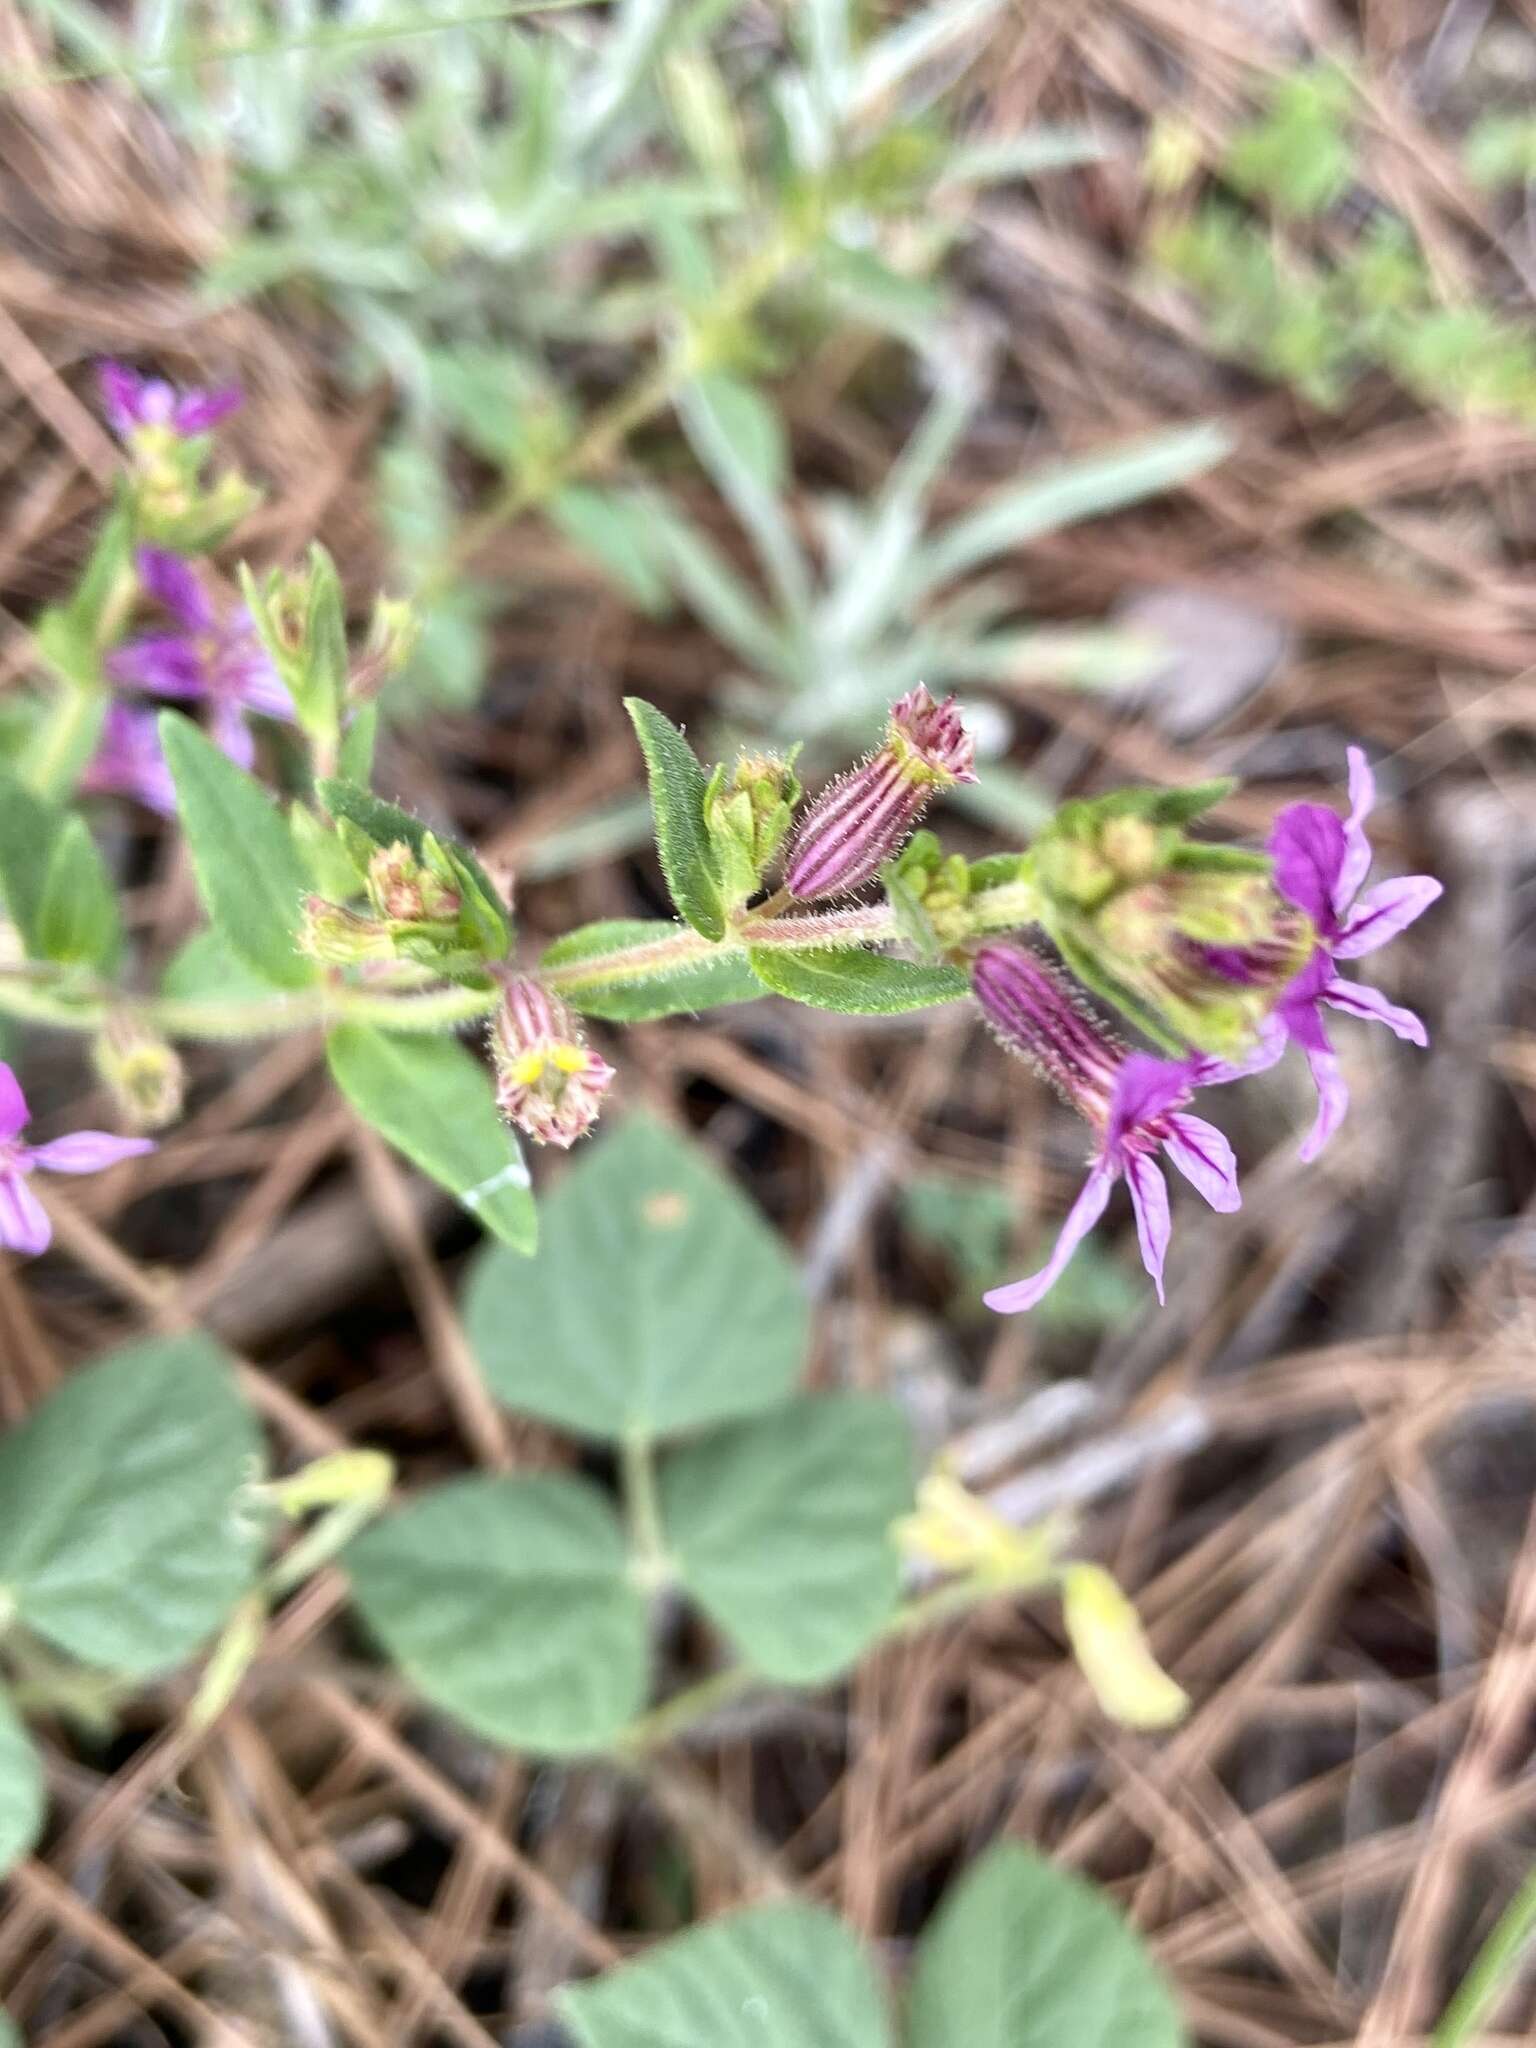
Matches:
[106,548,293,770]
[785,685,978,901]
[1267,749,1442,1160]
[972,943,1246,1313]
[80,702,178,816]
[0,1062,154,1257]
[98,361,241,440]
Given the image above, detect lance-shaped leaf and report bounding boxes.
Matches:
[0,1334,264,1677]
[160,713,315,990]
[748,946,970,1015]
[0,775,65,961]
[327,1026,536,1254]
[464,1116,805,1441]
[660,1395,912,1683]
[559,1899,894,2048]
[907,1844,1187,2048]
[542,919,764,1022]
[347,1474,648,1754]
[35,816,122,973]
[624,699,727,941]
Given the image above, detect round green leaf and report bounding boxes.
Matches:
[346,1474,648,1754]
[558,1899,894,2048]
[660,1395,912,1683]
[907,1844,1187,2048]
[464,1116,808,1442]
[0,1335,264,1678]
[0,1688,44,1880]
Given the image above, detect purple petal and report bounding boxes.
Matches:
[1124,1156,1172,1304]
[1188,1016,1289,1087]
[81,703,178,815]
[1275,954,1334,1055]
[1336,746,1376,913]
[0,1170,51,1256]
[97,360,148,435]
[1321,974,1428,1047]
[172,384,242,434]
[1268,803,1347,928]
[1106,1054,1191,1155]
[0,1062,30,1141]
[1162,1112,1241,1213]
[1334,875,1443,959]
[212,700,256,772]
[1298,1045,1349,1162]
[107,632,208,700]
[25,1132,155,1176]
[983,1166,1115,1316]
[218,633,293,721]
[137,547,215,634]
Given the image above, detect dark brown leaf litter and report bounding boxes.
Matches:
[3,4,1536,2042]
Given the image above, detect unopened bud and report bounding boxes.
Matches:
[705,749,801,904]
[490,977,615,1149]
[93,1013,185,1131]
[785,686,977,902]
[351,596,420,702]
[367,841,461,926]
[970,943,1125,1123]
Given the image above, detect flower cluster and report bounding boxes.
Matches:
[972,749,1440,1313]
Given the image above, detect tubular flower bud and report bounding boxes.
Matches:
[970,943,1256,1311]
[491,977,615,1150]
[784,686,977,902]
[704,750,802,905]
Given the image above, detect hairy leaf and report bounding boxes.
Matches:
[542,919,764,1021]
[327,1026,536,1254]
[624,699,727,941]
[348,1475,647,1753]
[0,1334,264,1677]
[465,1115,805,1441]
[161,713,315,990]
[748,946,970,1015]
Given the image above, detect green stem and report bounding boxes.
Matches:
[618,1566,1048,1754]
[418,226,808,604]
[621,1428,671,1596]
[1434,1863,1536,2046]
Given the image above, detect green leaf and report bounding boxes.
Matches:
[911,424,1232,596]
[677,376,805,615]
[35,815,122,972]
[0,1689,44,1880]
[660,1395,910,1683]
[464,1115,807,1442]
[542,920,764,1022]
[907,1844,1187,2048]
[550,486,672,616]
[159,930,280,1006]
[559,1899,894,2048]
[0,2009,18,2048]
[326,1026,536,1255]
[347,1474,647,1754]
[623,699,727,941]
[0,772,65,957]
[160,713,316,991]
[317,779,510,956]
[748,947,969,1015]
[0,1334,264,1678]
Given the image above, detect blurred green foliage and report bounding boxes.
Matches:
[1150,62,1536,423]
